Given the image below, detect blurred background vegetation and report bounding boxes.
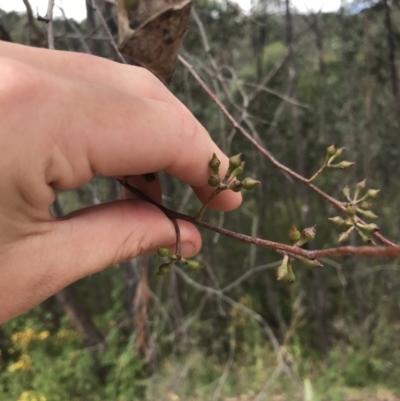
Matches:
[1,0,400,400]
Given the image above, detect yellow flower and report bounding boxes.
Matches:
[38,331,50,340]
[17,391,46,401]
[8,354,32,372]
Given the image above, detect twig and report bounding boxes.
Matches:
[91,0,127,64]
[177,55,397,247]
[118,179,400,260]
[44,0,55,49]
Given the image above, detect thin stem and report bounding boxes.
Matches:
[308,162,327,182]
[196,188,223,219]
[117,179,400,260]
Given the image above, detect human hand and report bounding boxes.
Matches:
[0,41,241,322]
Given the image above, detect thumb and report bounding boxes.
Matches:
[0,200,200,322]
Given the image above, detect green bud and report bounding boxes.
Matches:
[295,225,316,247]
[229,162,245,179]
[359,201,372,210]
[285,262,296,286]
[356,208,378,219]
[328,216,346,226]
[208,175,220,187]
[157,262,173,276]
[356,228,371,244]
[358,223,380,233]
[328,147,345,164]
[338,226,354,243]
[288,225,301,244]
[228,180,243,192]
[342,185,351,200]
[345,205,357,217]
[157,246,172,258]
[241,177,261,190]
[275,255,289,281]
[365,189,380,199]
[209,153,221,175]
[225,153,242,177]
[186,259,203,271]
[298,257,323,270]
[329,161,355,170]
[354,179,366,200]
[326,144,337,157]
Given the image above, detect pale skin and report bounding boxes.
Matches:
[0,40,242,323]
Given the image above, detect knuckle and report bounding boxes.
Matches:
[0,58,50,107]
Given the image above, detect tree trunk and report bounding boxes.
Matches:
[382,0,400,115]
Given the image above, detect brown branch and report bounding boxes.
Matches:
[177,55,398,248]
[118,180,400,260]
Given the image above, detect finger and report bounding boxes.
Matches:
[34,65,243,211]
[0,40,179,105]
[123,174,163,204]
[0,199,200,323]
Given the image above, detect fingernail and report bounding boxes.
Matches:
[180,242,197,257]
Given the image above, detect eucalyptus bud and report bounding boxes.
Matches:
[241,177,261,190]
[358,223,380,233]
[356,228,370,244]
[285,262,296,286]
[229,162,245,179]
[226,153,242,176]
[295,225,316,247]
[288,225,301,244]
[338,226,354,243]
[209,153,221,175]
[345,205,357,217]
[359,201,372,210]
[157,261,175,276]
[298,257,323,270]
[208,175,220,187]
[228,180,243,192]
[157,246,172,258]
[356,209,378,219]
[365,189,380,199]
[328,216,346,227]
[329,161,355,170]
[326,144,337,157]
[342,186,351,200]
[354,179,367,200]
[276,255,289,281]
[328,147,345,164]
[186,259,203,271]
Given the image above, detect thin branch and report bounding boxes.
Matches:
[177,55,397,248]
[118,179,400,260]
[91,0,127,64]
[44,0,55,49]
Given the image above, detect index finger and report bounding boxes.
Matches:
[25,63,243,211]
